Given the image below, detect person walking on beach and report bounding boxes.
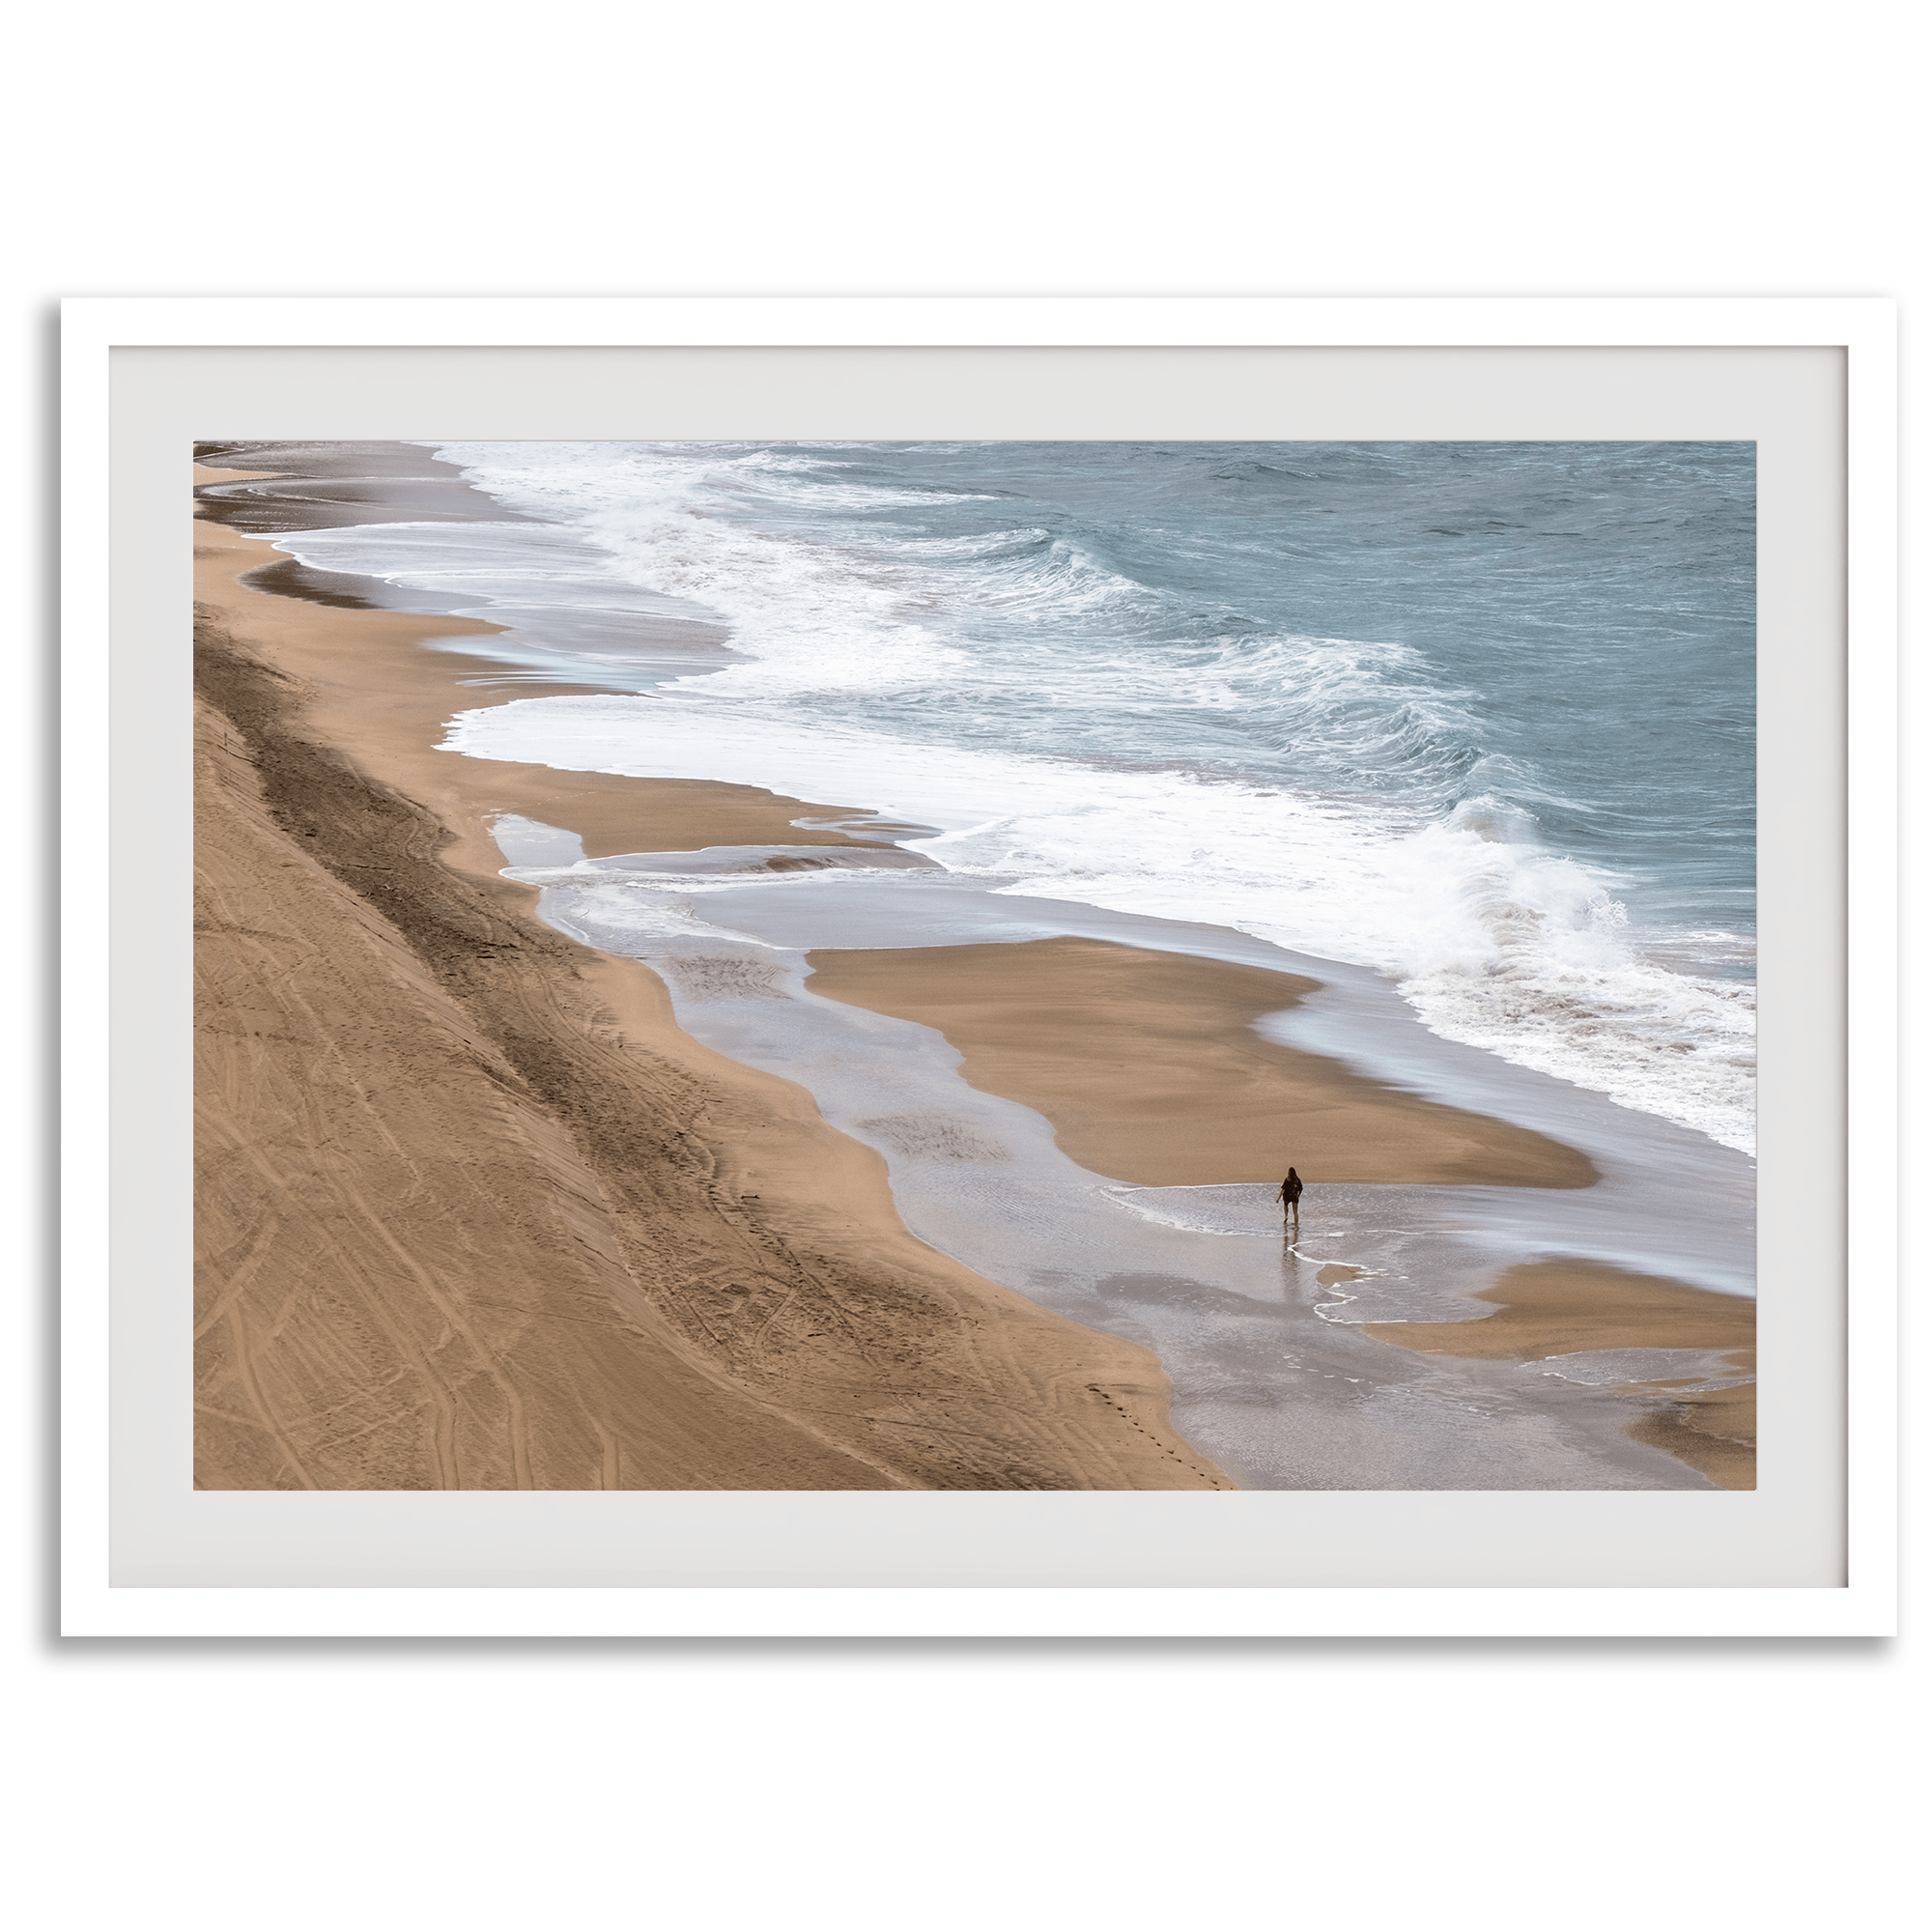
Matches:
[1279,1168,1304,1234]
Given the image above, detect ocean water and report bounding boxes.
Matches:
[261,439,1755,1154]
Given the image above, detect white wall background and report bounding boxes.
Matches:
[5,5,1920,1926]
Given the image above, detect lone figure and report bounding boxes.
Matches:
[1279,1167,1304,1233]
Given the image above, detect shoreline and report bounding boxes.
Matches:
[195,448,1753,1491]
[194,464,1231,1491]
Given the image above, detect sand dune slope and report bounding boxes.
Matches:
[193,617,1226,1492]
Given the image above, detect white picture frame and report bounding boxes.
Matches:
[62,296,1898,1636]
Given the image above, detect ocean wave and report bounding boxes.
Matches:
[417,444,1502,800]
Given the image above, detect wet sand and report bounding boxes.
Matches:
[193,465,1228,1492]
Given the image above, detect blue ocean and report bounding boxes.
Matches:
[270,440,1756,1154]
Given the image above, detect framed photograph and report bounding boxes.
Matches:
[61,298,1896,1635]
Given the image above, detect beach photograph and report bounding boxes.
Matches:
[192,437,1757,1493]
[24,5,1915,1918]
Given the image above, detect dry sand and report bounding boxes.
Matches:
[193,470,1228,1490]
[1363,1258,1756,1490]
[803,937,1597,1187]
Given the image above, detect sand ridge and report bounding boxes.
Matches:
[803,937,1598,1188]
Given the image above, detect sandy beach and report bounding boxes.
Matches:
[193,448,1753,1492]
[194,469,1228,1490]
